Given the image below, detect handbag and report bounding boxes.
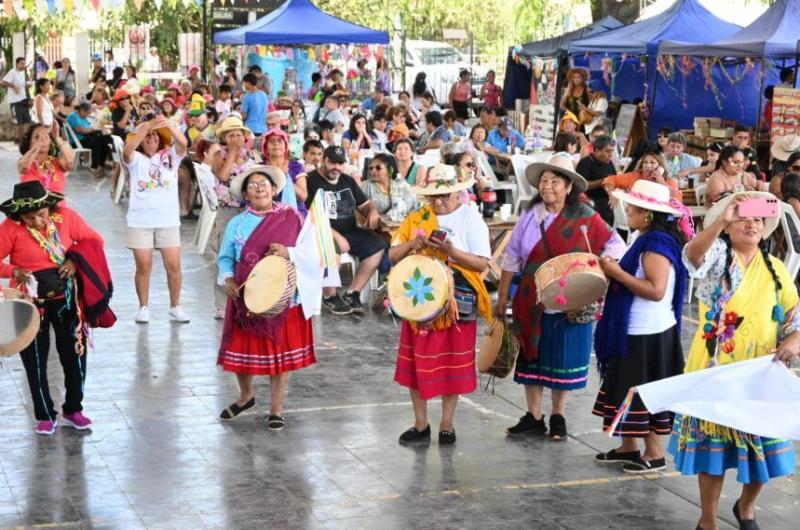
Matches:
[578,107,593,125]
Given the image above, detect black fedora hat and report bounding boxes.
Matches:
[0,181,64,218]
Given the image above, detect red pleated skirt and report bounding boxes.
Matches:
[217,305,316,375]
[394,320,478,400]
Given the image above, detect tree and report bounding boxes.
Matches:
[590,0,641,24]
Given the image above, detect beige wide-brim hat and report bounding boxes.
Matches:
[770,134,800,162]
[230,165,287,200]
[704,191,780,238]
[411,164,475,196]
[525,152,587,194]
[612,180,683,217]
[216,116,253,142]
[566,67,589,81]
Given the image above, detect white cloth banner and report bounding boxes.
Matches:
[636,355,800,440]
[289,191,341,319]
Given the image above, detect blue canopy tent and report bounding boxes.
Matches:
[659,0,800,58]
[568,0,741,134]
[213,0,389,45]
[503,16,623,109]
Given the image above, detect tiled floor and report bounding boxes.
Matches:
[0,154,797,529]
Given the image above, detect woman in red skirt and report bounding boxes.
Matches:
[216,165,315,431]
[389,164,493,445]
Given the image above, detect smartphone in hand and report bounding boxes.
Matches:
[429,229,447,243]
[737,197,779,218]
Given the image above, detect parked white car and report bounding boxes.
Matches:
[403,40,486,107]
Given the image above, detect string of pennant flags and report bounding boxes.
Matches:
[3,0,203,17]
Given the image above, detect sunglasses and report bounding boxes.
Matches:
[426,193,453,203]
[463,162,475,168]
[791,165,800,171]
[369,165,385,171]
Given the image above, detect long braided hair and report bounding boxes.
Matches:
[719,232,782,312]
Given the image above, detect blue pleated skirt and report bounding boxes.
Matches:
[513,313,592,390]
[668,415,797,484]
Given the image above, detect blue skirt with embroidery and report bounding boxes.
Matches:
[667,415,797,484]
[513,313,592,390]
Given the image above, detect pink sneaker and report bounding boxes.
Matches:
[61,412,93,430]
[35,419,57,435]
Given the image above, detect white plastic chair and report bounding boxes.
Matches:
[193,183,218,256]
[63,121,91,169]
[694,183,707,208]
[612,199,635,245]
[339,252,377,304]
[110,135,128,204]
[475,151,517,207]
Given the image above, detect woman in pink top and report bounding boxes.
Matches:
[448,69,472,122]
[18,123,75,195]
[480,70,502,110]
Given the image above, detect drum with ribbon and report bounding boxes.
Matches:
[387,254,454,324]
[535,252,607,312]
[243,255,297,318]
[478,319,520,378]
[0,288,40,357]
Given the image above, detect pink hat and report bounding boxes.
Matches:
[168,82,180,91]
[203,93,213,103]
[261,127,289,160]
[189,64,199,73]
[141,86,154,94]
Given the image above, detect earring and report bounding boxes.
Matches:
[646,212,654,223]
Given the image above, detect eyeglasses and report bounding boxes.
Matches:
[247,181,271,190]
[463,162,475,168]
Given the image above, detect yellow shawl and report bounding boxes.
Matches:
[685,252,799,373]
[393,204,493,327]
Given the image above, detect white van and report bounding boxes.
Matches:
[403,40,485,107]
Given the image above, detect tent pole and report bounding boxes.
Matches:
[552,51,566,144]
[795,39,800,88]
[202,0,209,85]
[756,56,765,134]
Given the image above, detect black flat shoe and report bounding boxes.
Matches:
[549,414,567,441]
[219,397,255,420]
[733,499,760,530]
[438,430,456,445]
[622,456,666,474]
[595,448,641,464]
[399,425,431,444]
[267,414,285,431]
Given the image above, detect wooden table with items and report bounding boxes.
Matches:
[379,213,518,282]
[681,188,709,219]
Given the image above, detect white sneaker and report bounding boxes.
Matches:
[169,306,190,323]
[135,306,150,324]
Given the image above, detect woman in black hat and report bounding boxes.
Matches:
[0,181,103,435]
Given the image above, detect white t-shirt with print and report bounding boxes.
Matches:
[435,204,491,260]
[125,146,183,229]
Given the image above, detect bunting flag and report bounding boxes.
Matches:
[132,0,143,9]
[154,0,161,8]
[63,0,73,12]
[290,190,340,319]
[46,0,54,13]
[89,0,99,9]
[4,0,14,16]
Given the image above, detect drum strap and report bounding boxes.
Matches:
[539,221,552,259]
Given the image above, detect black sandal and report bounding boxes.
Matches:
[267,414,285,431]
[219,397,255,420]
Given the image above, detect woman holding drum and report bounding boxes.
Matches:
[592,180,691,473]
[495,152,626,441]
[388,164,493,445]
[0,181,104,435]
[216,165,315,431]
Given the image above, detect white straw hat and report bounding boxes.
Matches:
[611,180,683,217]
